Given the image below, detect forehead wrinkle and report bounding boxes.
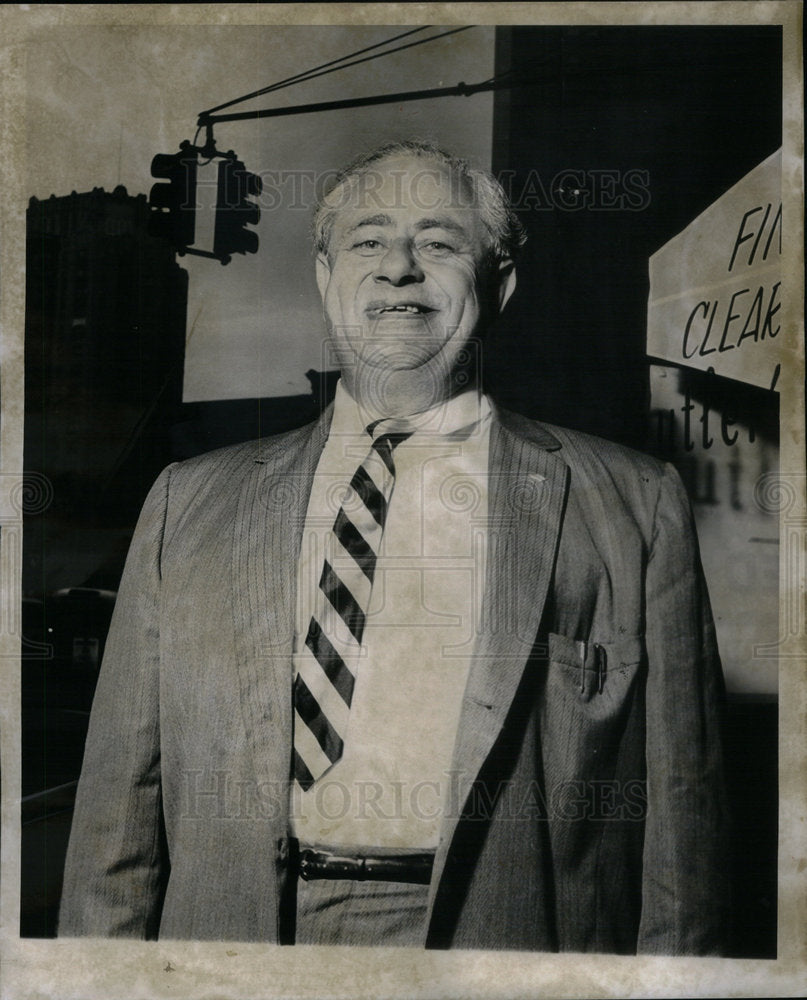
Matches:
[341,214,473,243]
[414,217,470,237]
[344,213,393,236]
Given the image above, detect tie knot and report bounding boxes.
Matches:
[365,419,413,451]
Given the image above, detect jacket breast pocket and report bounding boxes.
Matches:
[539,632,647,788]
[544,631,646,717]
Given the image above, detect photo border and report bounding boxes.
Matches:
[1,4,803,998]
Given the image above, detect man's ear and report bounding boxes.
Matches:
[496,259,517,312]
[315,253,331,302]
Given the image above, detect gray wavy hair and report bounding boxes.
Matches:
[313,139,526,263]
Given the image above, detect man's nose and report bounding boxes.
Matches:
[374,240,424,285]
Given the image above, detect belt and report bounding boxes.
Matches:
[295,846,435,884]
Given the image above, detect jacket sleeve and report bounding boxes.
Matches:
[637,462,731,954]
[58,465,173,938]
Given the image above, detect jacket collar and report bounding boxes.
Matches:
[250,394,565,467]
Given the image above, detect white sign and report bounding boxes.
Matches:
[647,150,782,390]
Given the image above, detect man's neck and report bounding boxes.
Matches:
[330,380,488,445]
[339,370,480,422]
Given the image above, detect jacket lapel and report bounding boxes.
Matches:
[230,410,332,785]
[428,410,569,915]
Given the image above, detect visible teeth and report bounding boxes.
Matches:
[383,304,422,313]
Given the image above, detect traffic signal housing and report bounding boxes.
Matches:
[213,156,263,264]
[148,141,197,251]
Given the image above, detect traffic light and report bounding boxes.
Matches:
[148,141,197,251]
[213,156,262,263]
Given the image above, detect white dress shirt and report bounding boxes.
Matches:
[290,381,491,849]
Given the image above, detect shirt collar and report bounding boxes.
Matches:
[329,380,490,441]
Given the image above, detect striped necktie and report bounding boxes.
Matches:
[293,422,412,791]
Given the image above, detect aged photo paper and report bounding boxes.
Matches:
[1,3,804,998]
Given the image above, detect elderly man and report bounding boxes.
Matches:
[59,140,729,953]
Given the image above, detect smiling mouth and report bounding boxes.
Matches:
[370,303,435,316]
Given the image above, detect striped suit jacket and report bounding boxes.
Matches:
[59,404,729,953]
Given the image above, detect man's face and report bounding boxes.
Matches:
[316,154,515,414]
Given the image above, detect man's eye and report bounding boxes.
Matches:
[352,239,383,253]
[418,241,454,256]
